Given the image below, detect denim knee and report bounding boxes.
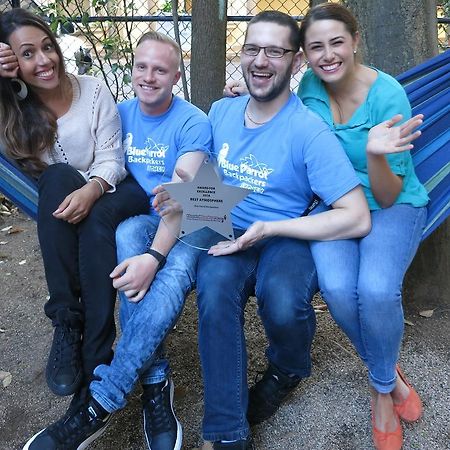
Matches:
[116,215,144,248]
[260,292,310,331]
[80,206,116,247]
[116,215,159,254]
[320,283,356,313]
[38,163,81,188]
[197,283,234,324]
[358,280,402,312]
[38,164,85,210]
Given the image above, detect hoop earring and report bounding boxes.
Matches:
[12,78,28,100]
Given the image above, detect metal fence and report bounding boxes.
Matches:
[1,0,449,101]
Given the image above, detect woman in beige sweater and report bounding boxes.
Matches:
[0,8,148,404]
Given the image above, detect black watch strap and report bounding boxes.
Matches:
[146,248,166,271]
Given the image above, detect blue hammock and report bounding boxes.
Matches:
[1,51,449,238]
[0,152,38,220]
[397,49,450,239]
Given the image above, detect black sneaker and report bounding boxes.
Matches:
[23,396,111,450]
[142,378,182,450]
[212,436,254,449]
[247,362,301,426]
[46,310,83,396]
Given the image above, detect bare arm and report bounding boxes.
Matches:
[367,114,423,208]
[209,186,371,256]
[110,151,207,302]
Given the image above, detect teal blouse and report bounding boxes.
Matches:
[298,68,429,210]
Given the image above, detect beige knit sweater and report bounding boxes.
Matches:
[42,74,127,189]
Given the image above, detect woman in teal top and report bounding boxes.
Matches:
[298,4,428,450]
[299,65,428,210]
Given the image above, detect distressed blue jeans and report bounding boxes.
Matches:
[310,204,427,393]
[197,236,318,442]
[90,215,216,412]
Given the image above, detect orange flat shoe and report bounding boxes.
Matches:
[371,407,403,450]
[394,366,423,422]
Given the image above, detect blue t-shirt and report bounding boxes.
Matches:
[298,68,429,210]
[118,95,212,210]
[209,93,361,230]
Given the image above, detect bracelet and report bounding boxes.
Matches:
[90,178,105,195]
[146,248,167,271]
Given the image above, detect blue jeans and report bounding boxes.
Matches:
[197,236,318,442]
[117,215,167,386]
[90,215,216,412]
[310,204,427,393]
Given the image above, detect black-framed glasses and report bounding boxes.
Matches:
[241,44,295,58]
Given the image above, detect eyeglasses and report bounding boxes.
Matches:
[241,44,295,58]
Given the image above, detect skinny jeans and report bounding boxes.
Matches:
[90,218,217,412]
[37,164,149,379]
[310,204,427,393]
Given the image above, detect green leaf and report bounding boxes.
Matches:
[81,12,90,27]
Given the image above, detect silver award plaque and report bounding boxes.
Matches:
[162,159,249,247]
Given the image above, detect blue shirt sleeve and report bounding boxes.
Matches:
[300,120,361,206]
[176,113,213,160]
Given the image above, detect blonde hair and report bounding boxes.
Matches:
[136,31,181,68]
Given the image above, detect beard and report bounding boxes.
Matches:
[243,66,292,103]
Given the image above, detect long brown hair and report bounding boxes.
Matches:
[0,8,67,177]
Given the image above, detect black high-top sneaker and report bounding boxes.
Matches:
[247,362,301,426]
[142,378,182,450]
[46,309,83,396]
[23,395,111,450]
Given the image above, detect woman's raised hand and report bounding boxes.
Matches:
[0,43,19,78]
[223,79,248,97]
[367,114,424,155]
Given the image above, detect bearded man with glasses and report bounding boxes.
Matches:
[197,10,370,450]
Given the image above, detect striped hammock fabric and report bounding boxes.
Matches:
[0,152,38,220]
[1,50,449,239]
[397,49,450,239]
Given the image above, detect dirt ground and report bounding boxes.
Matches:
[0,208,449,450]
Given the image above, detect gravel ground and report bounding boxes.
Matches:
[0,211,449,450]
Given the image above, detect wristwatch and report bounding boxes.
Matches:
[146,248,166,271]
